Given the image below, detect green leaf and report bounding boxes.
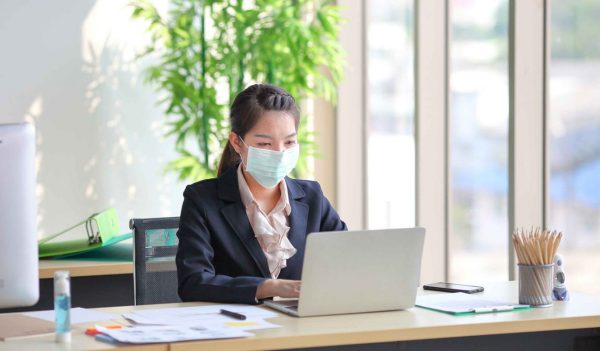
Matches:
[131,0,345,182]
[317,11,334,34]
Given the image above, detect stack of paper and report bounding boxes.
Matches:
[97,305,281,344]
[96,324,251,343]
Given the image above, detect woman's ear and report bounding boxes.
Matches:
[229,132,242,154]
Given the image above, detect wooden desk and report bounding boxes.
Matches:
[1,282,599,350]
[38,259,133,279]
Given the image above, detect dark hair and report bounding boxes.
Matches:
[217,84,300,176]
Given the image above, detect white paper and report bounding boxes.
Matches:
[96,324,251,344]
[211,318,280,331]
[125,304,276,322]
[416,293,528,314]
[122,304,280,331]
[23,307,118,324]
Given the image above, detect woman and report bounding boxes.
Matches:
[176,84,347,304]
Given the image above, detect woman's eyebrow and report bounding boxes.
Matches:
[253,134,273,139]
[253,133,297,139]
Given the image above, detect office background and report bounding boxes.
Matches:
[0,0,598,296]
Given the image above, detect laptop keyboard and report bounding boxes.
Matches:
[273,300,299,311]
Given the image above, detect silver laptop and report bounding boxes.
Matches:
[264,227,425,317]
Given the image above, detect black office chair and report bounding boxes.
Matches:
[129,217,180,305]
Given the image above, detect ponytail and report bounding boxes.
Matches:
[217,140,241,176]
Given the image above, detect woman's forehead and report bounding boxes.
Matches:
[248,110,297,137]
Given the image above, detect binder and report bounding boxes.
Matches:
[49,241,133,261]
[38,208,132,258]
[416,292,530,315]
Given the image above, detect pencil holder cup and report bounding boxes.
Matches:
[518,264,554,307]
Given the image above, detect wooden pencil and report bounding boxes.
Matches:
[512,227,563,304]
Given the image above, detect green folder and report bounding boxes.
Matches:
[415,293,531,315]
[49,239,133,261]
[38,208,131,258]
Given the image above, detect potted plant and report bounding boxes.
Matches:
[131,0,345,181]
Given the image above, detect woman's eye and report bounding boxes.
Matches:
[257,143,270,147]
[286,140,297,145]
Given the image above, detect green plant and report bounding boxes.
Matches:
[131,0,345,181]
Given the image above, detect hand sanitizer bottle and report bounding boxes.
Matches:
[54,270,71,343]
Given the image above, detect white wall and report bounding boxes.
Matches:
[0,0,185,238]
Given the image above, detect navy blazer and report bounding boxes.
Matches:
[176,167,347,304]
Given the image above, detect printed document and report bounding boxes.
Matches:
[96,324,251,344]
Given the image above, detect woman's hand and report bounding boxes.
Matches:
[256,279,301,299]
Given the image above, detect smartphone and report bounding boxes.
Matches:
[423,282,484,294]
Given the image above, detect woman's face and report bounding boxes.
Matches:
[231,110,298,160]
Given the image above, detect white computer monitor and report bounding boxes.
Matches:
[0,123,39,308]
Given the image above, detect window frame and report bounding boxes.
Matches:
[336,0,549,283]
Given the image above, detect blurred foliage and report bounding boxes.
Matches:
[551,0,600,59]
[131,0,345,181]
[453,0,600,64]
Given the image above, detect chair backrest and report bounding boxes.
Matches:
[129,217,180,305]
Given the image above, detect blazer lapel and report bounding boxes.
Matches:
[218,168,270,278]
[285,178,308,249]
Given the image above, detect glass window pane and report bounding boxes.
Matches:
[549,0,600,296]
[449,0,509,282]
[367,0,415,229]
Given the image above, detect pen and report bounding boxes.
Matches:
[220,309,247,320]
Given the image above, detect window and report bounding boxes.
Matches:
[449,0,509,282]
[343,0,598,286]
[367,0,415,229]
[549,0,600,296]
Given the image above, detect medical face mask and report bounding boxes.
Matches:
[239,138,300,189]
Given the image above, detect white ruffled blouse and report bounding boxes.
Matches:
[237,164,297,278]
